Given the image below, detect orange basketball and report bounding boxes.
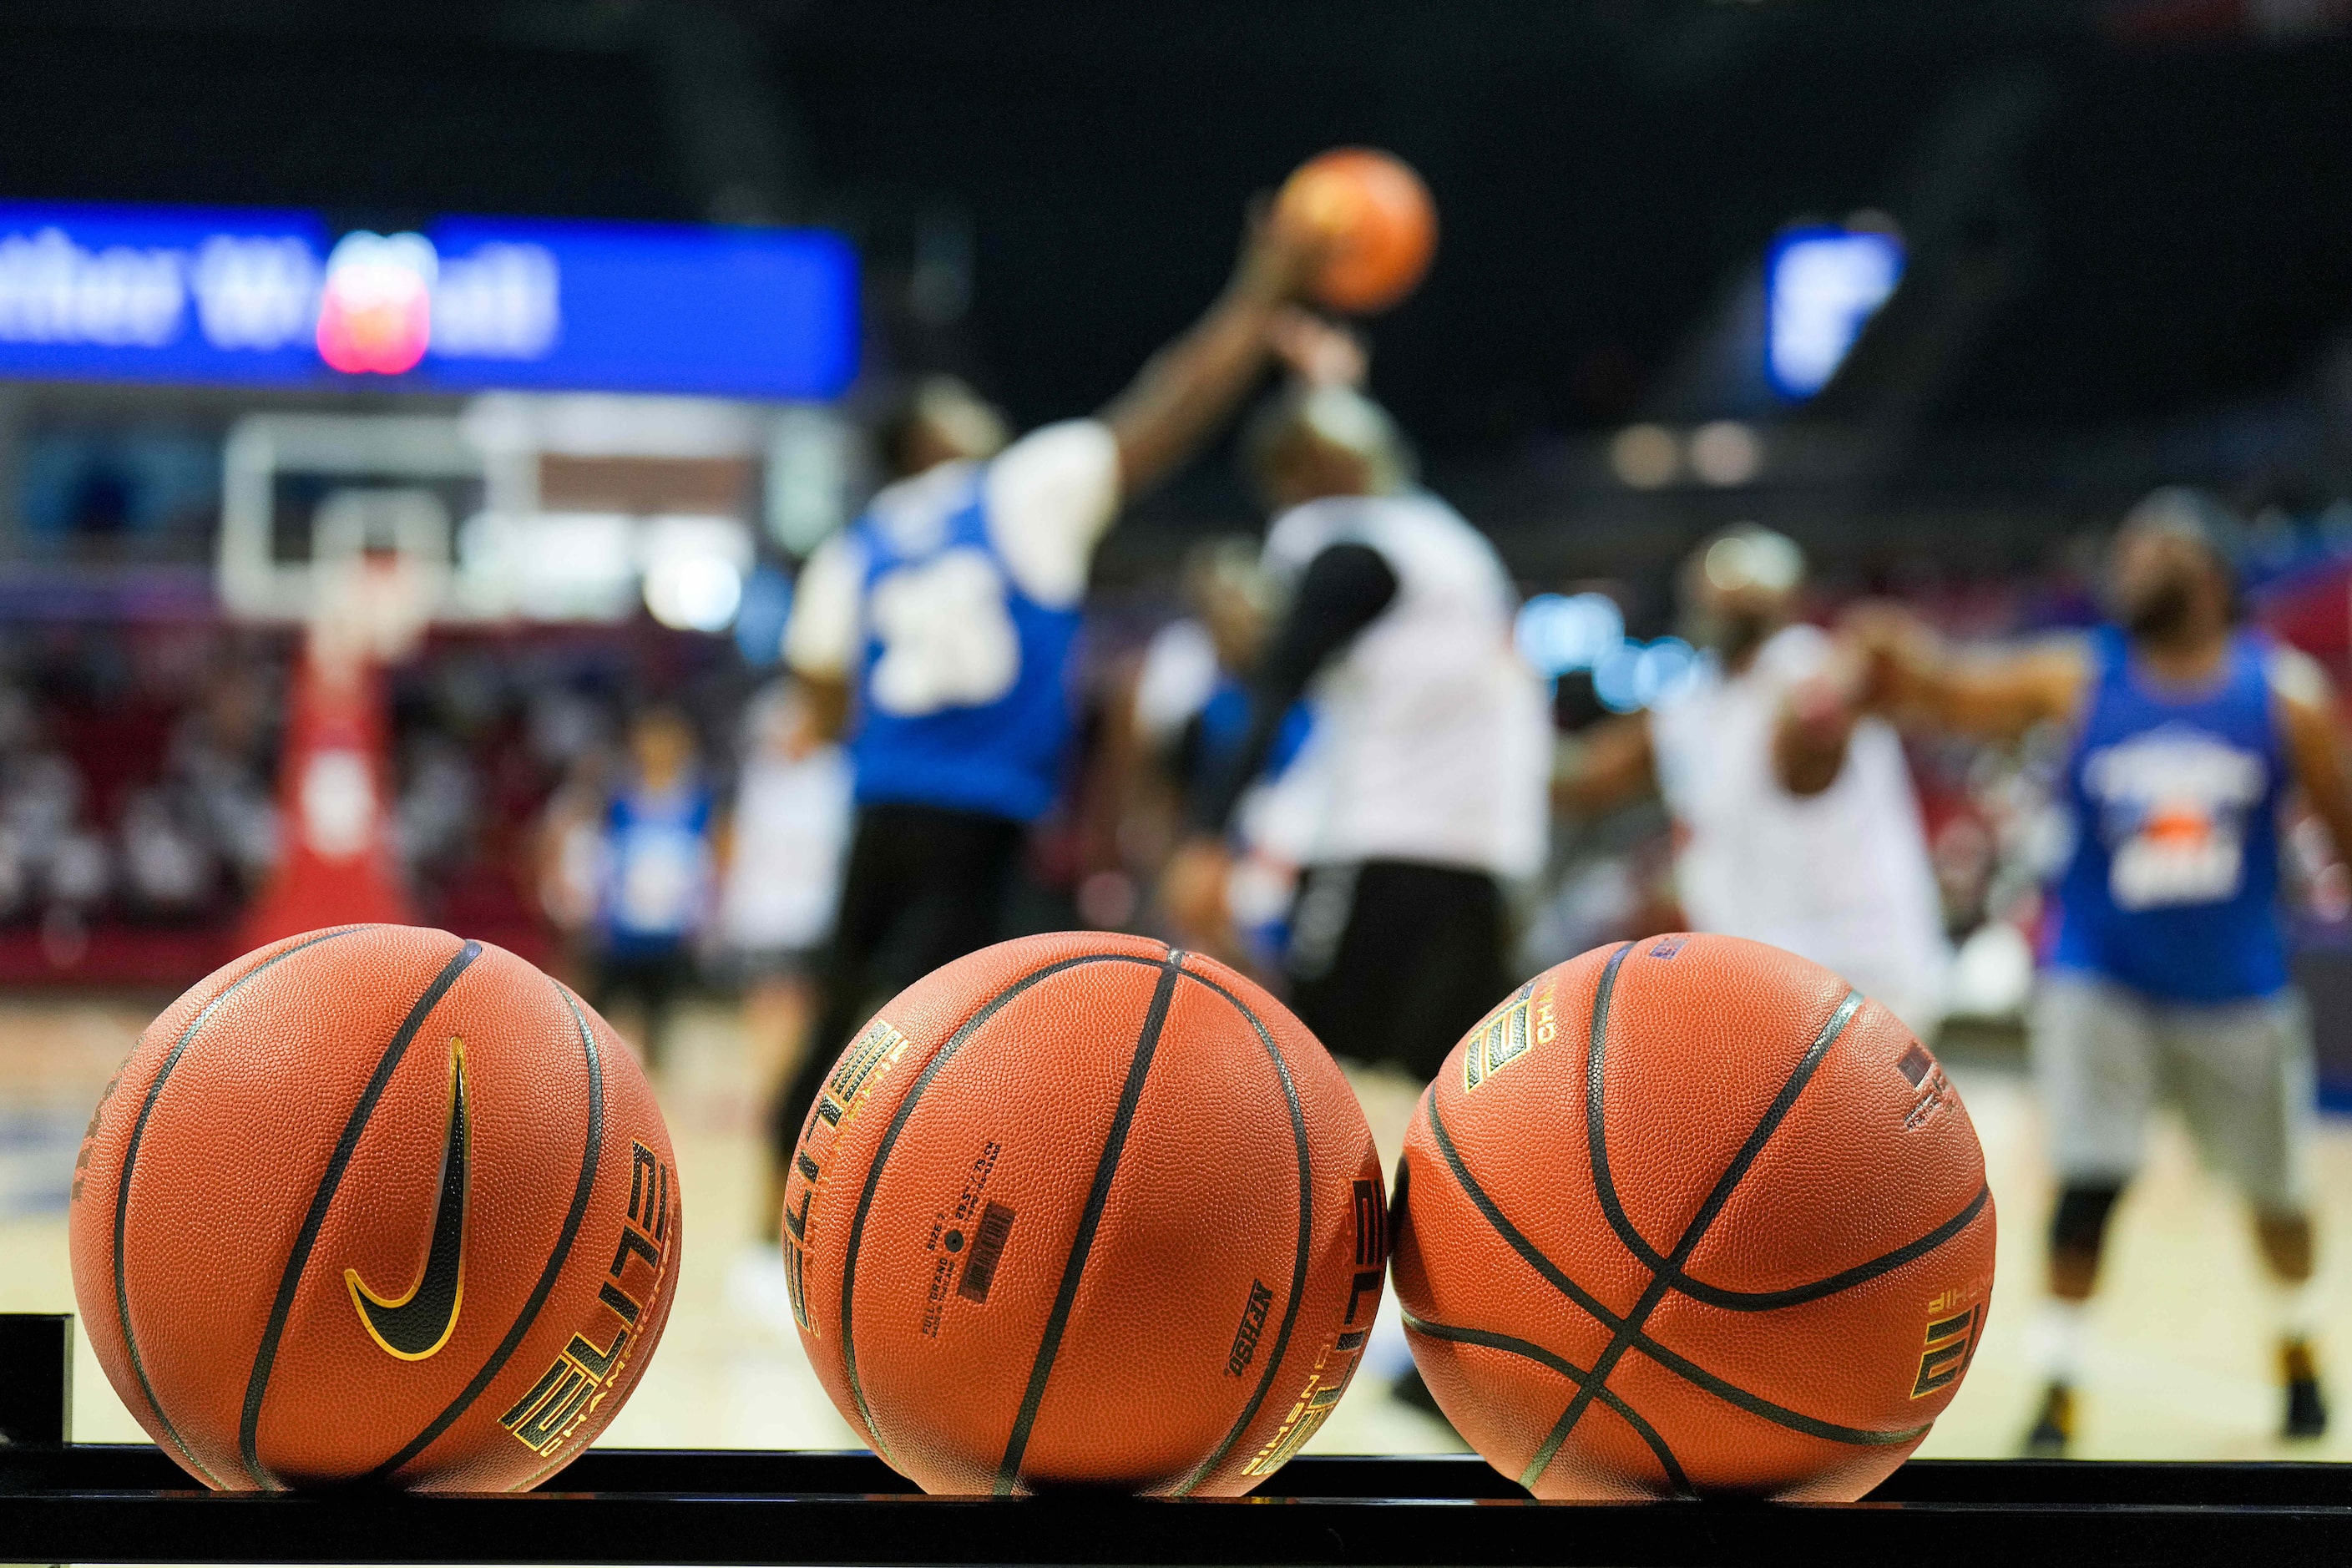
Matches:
[68,925,681,1492]
[783,932,1383,1495]
[1392,933,1995,1501]
[1276,147,1437,314]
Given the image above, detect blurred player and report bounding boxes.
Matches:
[769,207,1327,1158]
[1553,525,1950,1038]
[721,679,852,1120]
[1162,311,1550,1082]
[1131,539,1286,812]
[589,704,720,1070]
[1129,539,1317,974]
[1848,489,2350,1450]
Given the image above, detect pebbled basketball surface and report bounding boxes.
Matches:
[1393,933,1996,1500]
[783,932,1385,1496]
[68,924,682,1491]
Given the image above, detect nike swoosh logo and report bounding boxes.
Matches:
[346,1038,469,1361]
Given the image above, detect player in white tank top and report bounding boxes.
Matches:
[1260,491,1549,881]
[1560,527,1950,1038]
[1163,313,1550,1081]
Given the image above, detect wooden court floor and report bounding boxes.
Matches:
[6,994,2350,1466]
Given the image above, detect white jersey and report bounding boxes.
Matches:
[1262,493,1549,881]
[720,744,853,953]
[1647,623,1950,1034]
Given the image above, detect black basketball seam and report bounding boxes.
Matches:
[836,949,1167,1465]
[1398,1309,1689,1495]
[1422,1095,1629,1333]
[1521,984,1862,1487]
[1580,948,1988,1312]
[1619,1314,1932,1448]
[236,938,482,1489]
[1166,963,1314,1497]
[995,948,1186,1495]
[108,925,363,1489]
[366,976,607,1485]
[1672,1184,1993,1312]
[1578,943,1648,1264]
[1424,1093,1932,1452]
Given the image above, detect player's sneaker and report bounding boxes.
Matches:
[2022,1381,2074,1457]
[2283,1339,2328,1441]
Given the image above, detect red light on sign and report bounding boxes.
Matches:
[316,231,435,375]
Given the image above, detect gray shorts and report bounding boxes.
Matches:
[2032,971,2315,1211]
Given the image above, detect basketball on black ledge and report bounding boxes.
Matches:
[1392,932,1995,1500]
[71,925,681,1490]
[782,932,1384,1495]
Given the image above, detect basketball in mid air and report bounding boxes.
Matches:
[782,932,1385,1495]
[1391,933,1995,1500]
[1276,147,1437,314]
[70,925,681,1491]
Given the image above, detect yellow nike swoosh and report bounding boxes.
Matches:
[346,1038,469,1361]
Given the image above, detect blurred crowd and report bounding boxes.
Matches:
[5,503,2351,1053]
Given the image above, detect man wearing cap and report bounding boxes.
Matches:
[1553,524,1953,1041]
[1848,489,2352,1452]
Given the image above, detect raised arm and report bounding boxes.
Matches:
[1099,213,1323,499]
[1553,713,1657,817]
[1842,602,2088,743]
[779,533,862,741]
[1187,544,1397,849]
[2274,649,2352,870]
[1161,541,1399,947]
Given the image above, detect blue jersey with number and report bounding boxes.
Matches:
[847,466,1080,822]
[599,779,715,956]
[2048,625,2289,1001]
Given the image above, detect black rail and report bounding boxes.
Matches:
[7,1314,2352,1565]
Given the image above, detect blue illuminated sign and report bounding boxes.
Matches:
[0,201,858,399]
[1764,225,1904,402]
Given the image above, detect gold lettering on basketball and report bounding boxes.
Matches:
[1241,1170,1383,1473]
[1243,1333,1358,1475]
[499,1141,676,1456]
[1909,1303,1980,1399]
[784,1018,913,1335]
[1463,983,1540,1094]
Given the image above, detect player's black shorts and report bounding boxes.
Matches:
[770,802,1025,1156]
[1284,858,1510,1083]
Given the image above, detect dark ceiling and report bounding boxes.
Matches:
[0,2,2347,463]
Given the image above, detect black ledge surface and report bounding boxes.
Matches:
[5,1447,2352,1566]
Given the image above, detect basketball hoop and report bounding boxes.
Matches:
[242,534,438,947]
[308,551,435,680]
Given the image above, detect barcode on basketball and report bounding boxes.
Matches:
[956,1201,1017,1303]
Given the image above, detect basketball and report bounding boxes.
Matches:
[1276,147,1437,314]
[68,925,682,1492]
[1392,933,1996,1501]
[782,932,1384,1495]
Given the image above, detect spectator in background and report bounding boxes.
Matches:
[1552,525,1951,1041]
[1130,537,1319,974]
[589,704,721,1070]
[723,679,852,1233]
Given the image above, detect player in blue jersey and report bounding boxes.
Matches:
[1848,490,2352,1453]
[589,705,720,1070]
[764,206,1325,1196]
